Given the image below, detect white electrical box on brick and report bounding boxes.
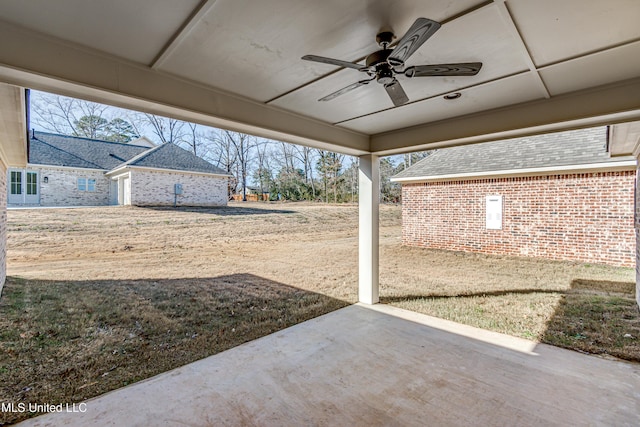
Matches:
[486,195,503,229]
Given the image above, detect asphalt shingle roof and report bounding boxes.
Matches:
[29,131,149,170]
[118,143,229,175]
[392,127,632,180]
[29,131,228,175]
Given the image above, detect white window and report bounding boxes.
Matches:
[77,178,96,192]
[10,170,22,195]
[486,195,503,230]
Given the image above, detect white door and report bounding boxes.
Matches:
[25,171,39,204]
[122,176,131,205]
[8,170,38,204]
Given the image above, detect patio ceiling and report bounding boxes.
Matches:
[0,0,639,155]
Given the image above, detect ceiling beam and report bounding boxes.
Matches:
[493,1,550,98]
[0,83,28,167]
[370,76,640,155]
[0,19,370,155]
[608,121,640,157]
[150,0,219,69]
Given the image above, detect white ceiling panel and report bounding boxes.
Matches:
[157,0,486,103]
[0,0,201,64]
[508,0,640,67]
[270,4,529,124]
[0,0,639,154]
[339,72,544,134]
[540,40,640,96]
[269,67,395,124]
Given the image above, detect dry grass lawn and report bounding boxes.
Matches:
[1,202,638,424]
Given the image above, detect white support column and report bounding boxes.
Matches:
[358,154,379,304]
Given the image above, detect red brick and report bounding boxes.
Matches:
[401,171,635,267]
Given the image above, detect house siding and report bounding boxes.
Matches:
[0,159,6,295]
[129,169,227,206]
[401,171,635,267]
[31,166,110,206]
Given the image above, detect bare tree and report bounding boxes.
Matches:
[254,140,273,195]
[208,130,257,201]
[278,142,298,173]
[184,122,199,156]
[139,113,186,144]
[346,157,358,203]
[180,122,214,159]
[208,129,238,198]
[31,91,109,137]
[294,145,316,198]
[316,150,344,203]
[30,91,141,142]
[401,151,430,171]
[224,131,255,201]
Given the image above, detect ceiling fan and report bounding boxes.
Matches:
[302,18,482,107]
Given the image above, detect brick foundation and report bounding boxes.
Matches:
[402,171,636,267]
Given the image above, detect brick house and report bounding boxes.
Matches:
[8,131,231,207]
[391,127,637,267]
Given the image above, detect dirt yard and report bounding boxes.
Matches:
[1,202,638,424]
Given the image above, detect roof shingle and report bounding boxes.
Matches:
[29,131,148,169]
[29,131,229,176]
[117,142,229,175]
[392,127,633,180]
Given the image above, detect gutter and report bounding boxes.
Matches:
[391,159,637,183]
[106,164,233,179]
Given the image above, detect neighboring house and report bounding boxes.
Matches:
[391,127,637,267]
[8,131,231,207]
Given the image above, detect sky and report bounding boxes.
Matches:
[28,89,411,172]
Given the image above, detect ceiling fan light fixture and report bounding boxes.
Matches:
[444,92,462,100]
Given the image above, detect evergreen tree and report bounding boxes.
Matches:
[104,118,138,143]
[74,115,109,139]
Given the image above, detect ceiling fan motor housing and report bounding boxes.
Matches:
[365,49,397,85]
[376,65,394,85]
[365,49,393,68]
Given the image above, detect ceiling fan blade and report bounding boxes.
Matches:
[384,80,409,107]
[319,80,372,102]
[388,18,440,65]
[302,54,365,71]
[405,62,483,77]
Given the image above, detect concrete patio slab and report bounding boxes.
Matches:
[20,304,640,426]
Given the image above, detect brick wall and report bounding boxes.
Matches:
[0,160,6,295]
[35,166,111,206]
[130,169,227,206]
[402,170,636,267]
[635,168,640,305]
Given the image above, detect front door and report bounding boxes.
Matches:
[8,170,39,204]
